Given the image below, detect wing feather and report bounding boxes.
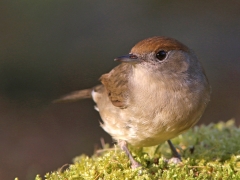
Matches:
[100,63,132,108]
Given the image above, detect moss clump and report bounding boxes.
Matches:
[35,120,240,179]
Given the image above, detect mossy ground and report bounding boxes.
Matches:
[21,120,240,179]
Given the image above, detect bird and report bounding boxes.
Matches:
[54,36,211,168]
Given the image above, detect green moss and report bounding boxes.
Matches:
[34,120,240,179]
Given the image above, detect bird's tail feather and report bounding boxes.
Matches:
[53,88,92,103]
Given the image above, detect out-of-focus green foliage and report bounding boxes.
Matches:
[34,120,240,179]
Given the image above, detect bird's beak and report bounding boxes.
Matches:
[114,54,140,63]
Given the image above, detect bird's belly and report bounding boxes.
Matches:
[100,105,196,147]
[93,85,206,147]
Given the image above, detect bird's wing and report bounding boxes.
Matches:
[100,63,132,108]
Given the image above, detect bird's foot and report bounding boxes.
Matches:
[131,160,142,169]
[118,140,142,169]
[166,140,182,164]
[167,157,182,164]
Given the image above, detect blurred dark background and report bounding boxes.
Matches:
[1,1,240,179]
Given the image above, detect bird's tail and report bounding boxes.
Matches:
[53,88,92,103]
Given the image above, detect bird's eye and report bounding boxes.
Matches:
[156,50,167,61]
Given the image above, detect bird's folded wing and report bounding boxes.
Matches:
[100,63,132,108]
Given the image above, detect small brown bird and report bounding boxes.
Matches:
[55,37,211,168]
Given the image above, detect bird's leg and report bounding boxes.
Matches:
[167,140,182,164]
[118,140,141,169]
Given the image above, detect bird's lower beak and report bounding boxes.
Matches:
[114,54,140,63]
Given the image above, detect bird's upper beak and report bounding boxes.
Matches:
[114,54,140,63]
